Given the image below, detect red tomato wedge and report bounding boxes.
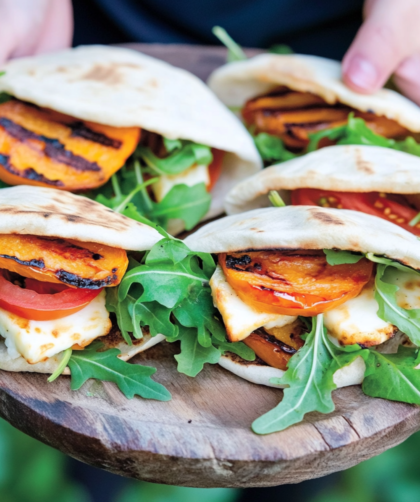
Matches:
[207,149,224,192]
[0,272,102,321]
[292,189,420,236]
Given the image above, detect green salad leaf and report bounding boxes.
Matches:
[323,249,365,265]
[252,314,360,434]
[251,113,420,164]
[253,132,299,163]
[361,347,420,404]
[212,26,247,63]
[114,238,254,377]
[136,140,213,176]
[0,91,11,105]
[374,263,420,345]
[68,342,171,401]
[149,182,211,231]
[94,159,211,232]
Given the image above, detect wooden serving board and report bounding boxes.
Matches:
[0,44,419,488]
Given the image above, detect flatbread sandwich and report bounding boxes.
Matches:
[0,45,261,234]
[0,185,171,401]
[180,206,420,433]
[208,53,420,164]
[225,144,420,236]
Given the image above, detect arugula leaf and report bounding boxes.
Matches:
[114,238,254,377]
[149,183,211,231]
[130,300,178,339]
[307,113,420,157]
[136,141,212,176]
[268,190,286,207]
[361,347,420,404]
[268,44,294,54]
[374,264,420,345]
[68,342,171,401]
[0,92,11,105]
[106,287,135,344]
[252,315,361,434]
[365,253,418,274]
[324,249,365,265]
[212,26,247,63]
[48,348,72,383]
[253,132,299,163]
[174,325,222,377]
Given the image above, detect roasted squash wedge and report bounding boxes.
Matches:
[0,100,140,190]
[243,87,411,150]
[0,234,128,288]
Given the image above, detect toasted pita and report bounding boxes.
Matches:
[224,145,420,215]
[0,45,261,225]
[0,185,162,250]
[208,54,420,132]
[0,331,165,375]
[219,352,365,389]
[184,205,420,270]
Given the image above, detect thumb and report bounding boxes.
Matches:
[342,0,420,94]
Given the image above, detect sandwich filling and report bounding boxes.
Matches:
[211,249,417,371]
[0,233,128,364]
[0,97,225,231]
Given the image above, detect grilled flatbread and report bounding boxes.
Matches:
[208,53,420,132]
[224,144,420,214]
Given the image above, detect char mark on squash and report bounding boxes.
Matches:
[254,328,298,354]
[0,154,64,186]
[225,254,252,270]
[0,117,101,172]
[0,254,45,269]
[69,121,122,149]
[55,270,117,289]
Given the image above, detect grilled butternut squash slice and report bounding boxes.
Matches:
[243,87,411,150]
[0,100,140,190]
[0,234,128,288]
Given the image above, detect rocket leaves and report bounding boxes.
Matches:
[251,113,420,164]
[115,237,254,377]
[323,249,365,265]
[68,342,171,401]
[93,135,212,233]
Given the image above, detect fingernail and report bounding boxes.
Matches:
[345,55,379,91]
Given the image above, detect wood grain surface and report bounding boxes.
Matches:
[0,44,419,488]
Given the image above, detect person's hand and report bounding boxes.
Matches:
[343,0,420,104]
[0,0,73,63]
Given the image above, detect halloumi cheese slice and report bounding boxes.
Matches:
[324,279,396,346]
[0,290,111,364]
[152,164,209,202]
[210,265,296,342]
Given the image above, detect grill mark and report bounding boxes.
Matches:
[0,254,45,269]
[69,121,122,149]
[0,153,64,186]
[55,270,116,289]
[260,103,348,115]
[226,254,251,270]
[0,117,102,172]
[254,328,298,354]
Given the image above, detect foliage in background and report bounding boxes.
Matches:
[0,417,238,502]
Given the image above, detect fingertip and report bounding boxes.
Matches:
[342,54,382,94]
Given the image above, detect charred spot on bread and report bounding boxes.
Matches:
[308,208,344,225]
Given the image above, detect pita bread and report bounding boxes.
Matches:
[219,352,365,389]
[0,331,165,375]
[208,54,420,132]
[0,45,262,224]
[224,145,420,215]
[0,185,162,250]
[185,205,420,270]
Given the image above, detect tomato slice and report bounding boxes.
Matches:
[219,250,373,316]
[292,188,420,236]
[0,272,102,321]
[207,149,224,192]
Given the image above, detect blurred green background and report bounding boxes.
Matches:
[1,416,419,502]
